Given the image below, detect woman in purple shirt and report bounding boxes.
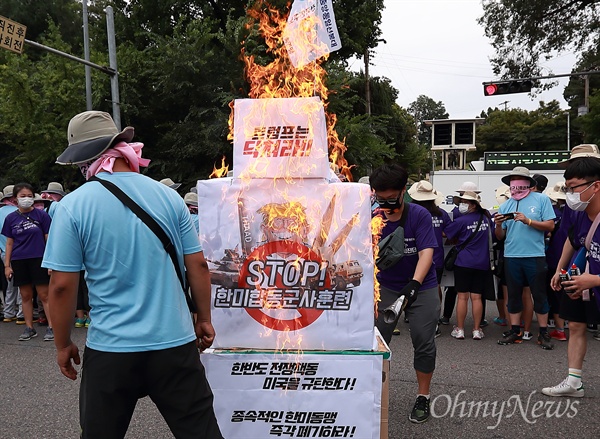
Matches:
[444,190,493,341]
[2,183,53,341]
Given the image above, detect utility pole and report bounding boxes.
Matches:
[499,100,510,111]
[106,6,121,129]
[364,47,371,115]
[82,0,92,110]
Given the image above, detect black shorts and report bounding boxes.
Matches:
[559,291,600,325]
[11,257,50,287]
[453,266,487,294]
[80,342,223,439]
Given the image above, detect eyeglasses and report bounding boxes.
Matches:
[564,181,598,194]
[375,196,401,205]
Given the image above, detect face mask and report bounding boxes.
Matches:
[566,192,594,211]
[458,203,470,214]
[77,160,94,180]
[17,197,34,209]
[510,179,531,200]
[378,198,402,213]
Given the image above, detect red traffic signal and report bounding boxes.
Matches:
[483,80,533,96]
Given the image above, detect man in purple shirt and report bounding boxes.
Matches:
[370,164,439,424]
[544,155,600,397]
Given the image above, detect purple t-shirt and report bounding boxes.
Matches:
[1,208,51,260]
[375,203,438,291]
[546,205,568,269]
[569,210,600,298]
[432,209,451,269]
[444,211,492,271]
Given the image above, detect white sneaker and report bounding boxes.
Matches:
[451,327,464,339]
[548,319,555,328]
[522,331,533,341]
[472,328,484,340]
[542,378,584,398]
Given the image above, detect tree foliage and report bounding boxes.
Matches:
[478,1,600,83]
[407,95,449,147]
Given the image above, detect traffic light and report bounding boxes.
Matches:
[483,80,533,96]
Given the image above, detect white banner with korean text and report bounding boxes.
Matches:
[202,352,382,439]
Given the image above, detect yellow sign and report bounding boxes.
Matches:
[0,15,26,54]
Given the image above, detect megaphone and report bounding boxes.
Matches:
[383,295,407,324]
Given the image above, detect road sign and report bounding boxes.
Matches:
[0,15,26,54]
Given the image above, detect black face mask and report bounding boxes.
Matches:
[378,197,403,213]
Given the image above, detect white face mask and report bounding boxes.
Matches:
[566,192,593,212]
[17,197,34,209]
[458,203,470,214]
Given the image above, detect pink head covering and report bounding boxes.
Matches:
[86,141,150,179]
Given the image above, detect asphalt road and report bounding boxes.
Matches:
[1,308,600,439]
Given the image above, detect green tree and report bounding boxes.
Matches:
[407,95,449,147]
[478,1,600,83]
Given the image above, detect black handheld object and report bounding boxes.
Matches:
[503,212,516,220]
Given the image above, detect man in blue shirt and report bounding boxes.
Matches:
[0,186,23,323]
[495,166,555,349]
[43,111,222,438]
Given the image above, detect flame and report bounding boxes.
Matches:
[228,0,352,181]
[370,216,386,316]
[209,156,229,179]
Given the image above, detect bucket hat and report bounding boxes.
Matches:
[546,181,566,202]
[501,166,536,186]
[408,180,441,202]
[495,184,510,205]
[558,144,600,168]
[57,111,134,165]
[458,191,481,205]
[41,182,66,197]
[183,192,198,206]
[0,185,14,201]
[160,178,181,190]
[455,181,481,194]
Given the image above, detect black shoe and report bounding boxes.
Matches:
[435,325,441,338]
[438,316,450,325]
[498,331,523,345]
[480,319,489,328]
[587,323,598,333]
[409,395,430,424]
[537,332,554,350]
[16,317,26,325]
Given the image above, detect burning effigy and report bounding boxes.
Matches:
[198,2,387,438]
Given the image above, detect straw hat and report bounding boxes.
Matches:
[495,184,511,205]
[160,178,181,190]
[57,111,134,165]
[408,180,441,202]
[41,182,66,197]
[545,181,566,202]
[501,166,536,186]
[558,144,600,168]
[183,192,198,206]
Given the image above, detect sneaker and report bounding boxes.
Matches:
[480,319,489,328]
[522,331,533,341]
[435,325,442,338]
[498,331,523,345]
[542,378,584,398]
[408,396,430,424]
[548,319,555,328]
[472,328,484,340]
[493,317,507,326]
[85,317,91,328]
[392,328,401,336]
[16,317,25,325]
[537,332,555,350]
[37,316,48,326]
[451,326,465,339]
[593,332,600,341]
[438,316,450,325]
[3,316,16,323]
[18,327,37,341]
[587,323,598,333]
[43,327,54,342]
[75,318,86,328]
[549,329,567,341]
[564,320,569,329]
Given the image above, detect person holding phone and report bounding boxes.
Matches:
[494,166,555,348]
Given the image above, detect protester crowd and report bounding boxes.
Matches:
[1,110,599,433]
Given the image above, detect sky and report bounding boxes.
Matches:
[349,0,579,119]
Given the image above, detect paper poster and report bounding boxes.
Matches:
[202,352,382,439]
[197,177,375,351]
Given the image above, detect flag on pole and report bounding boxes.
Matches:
[284,0,342,68]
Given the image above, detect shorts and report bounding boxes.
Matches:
[559,291,600,325]
[453,266,487,294]
[504,257,549,314]
[10,257,50,287]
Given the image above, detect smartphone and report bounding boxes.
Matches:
[503,212,515,220]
